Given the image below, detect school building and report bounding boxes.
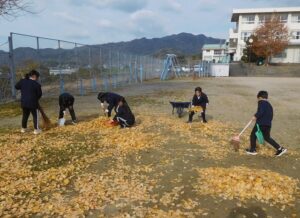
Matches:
[228,7,300,63]
[202,44,228,63]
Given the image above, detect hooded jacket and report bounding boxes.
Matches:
[97,92,124,117]
[15,78,42,109]
[59,93,75,108]
[192,92,209,109]
[255,100,273,127]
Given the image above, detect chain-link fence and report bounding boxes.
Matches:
[0,40,12,102]
[0,33,164,102]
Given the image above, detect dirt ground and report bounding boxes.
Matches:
[0,77,299,217]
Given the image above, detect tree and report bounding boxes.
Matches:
[0,0,32,18]
[241,36,258,63]
[251,15,289,65]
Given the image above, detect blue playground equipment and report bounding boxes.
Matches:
[160,54,183,80]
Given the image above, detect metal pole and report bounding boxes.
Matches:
[151,57,154,80]
[36,37,42,83]
[129,55,132,84]
[99,47,102,73]
[58,40,64,94]
[8,34,16,99]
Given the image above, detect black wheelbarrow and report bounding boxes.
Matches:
[170,102,191,118]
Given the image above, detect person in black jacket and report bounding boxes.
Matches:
[246,91,287,156]
[58,93,77,125]
[188,87,209,123]
[15,70,42,134]
[97,92,125,117]
[110,97,135,128]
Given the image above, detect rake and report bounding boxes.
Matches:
[231,120,253,152]
[38,104,51,129]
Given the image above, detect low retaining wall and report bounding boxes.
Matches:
[229,63,300,77]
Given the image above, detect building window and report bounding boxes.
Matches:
[241,32,252,42]
[206,50,210,52]
[242,15,255,24]
[279,14,288,23]
[214,50,222,55]
[259,15,271,24]
[292,31,300,40]
[292,14,300,23]
[273,50,287,59]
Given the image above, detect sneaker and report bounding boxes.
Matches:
[187,121,192,124]
[33,129,42,135]
[72,120,77,125]
[21,128,27,133]
[203,120,208,123]
[246,149,257,156]
[275,148,287,157]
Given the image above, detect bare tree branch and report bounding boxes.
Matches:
[0,0,34,18]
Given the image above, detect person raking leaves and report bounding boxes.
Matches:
[58,93,77,126]
[246,91,287,156]
[15,70,42,135]
[187,87,209,123]
[109,97,135,128]
[97,92,125,117]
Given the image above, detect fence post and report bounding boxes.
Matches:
[8,34,16,99]
[135,56,138,83]
[103,77,108,91]
[140,62,143,83]
[151,57,154,80]
[36,37,42,83]
[58,40,64,94]
[129,55,132,84]
[80,79,84,96]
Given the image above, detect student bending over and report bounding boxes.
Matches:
[111,97,135,128]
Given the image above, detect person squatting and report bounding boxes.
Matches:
[188,87,209,123]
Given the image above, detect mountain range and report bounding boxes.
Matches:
[0,33,225,67]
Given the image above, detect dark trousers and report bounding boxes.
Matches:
[250,125,281,151]
[116,117,134,128]
[59,106,76,121]
[22,108,38,129]
[188,110,206,122]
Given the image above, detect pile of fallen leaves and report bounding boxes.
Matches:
[195,167,299,205]
[153,113,236,160]
[0,101,299,216]
[0,114,168,217]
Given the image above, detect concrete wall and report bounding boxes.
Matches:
[229,62,300,77]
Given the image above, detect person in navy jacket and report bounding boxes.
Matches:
[188,87,209,123]
[15,70,42,134]
[97,92,125,117]
[58,93,77,125]
[111,97,135,128]
[246,91,287,156]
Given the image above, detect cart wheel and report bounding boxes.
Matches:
[177,108,183,118]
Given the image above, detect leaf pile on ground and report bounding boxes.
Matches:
[194,167,299,206]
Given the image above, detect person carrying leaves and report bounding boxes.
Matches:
[15,70,42,135]
[97,92,125,117]
[188,87,209,123]
[246,91,287,156]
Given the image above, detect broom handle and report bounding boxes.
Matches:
[238,120,253,137]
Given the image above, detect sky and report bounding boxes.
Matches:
[0,0,300,47]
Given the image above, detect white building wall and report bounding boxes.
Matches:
[202,50,227,62]
[230,9,300,63]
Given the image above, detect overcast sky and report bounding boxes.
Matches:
[0,0,300,47]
